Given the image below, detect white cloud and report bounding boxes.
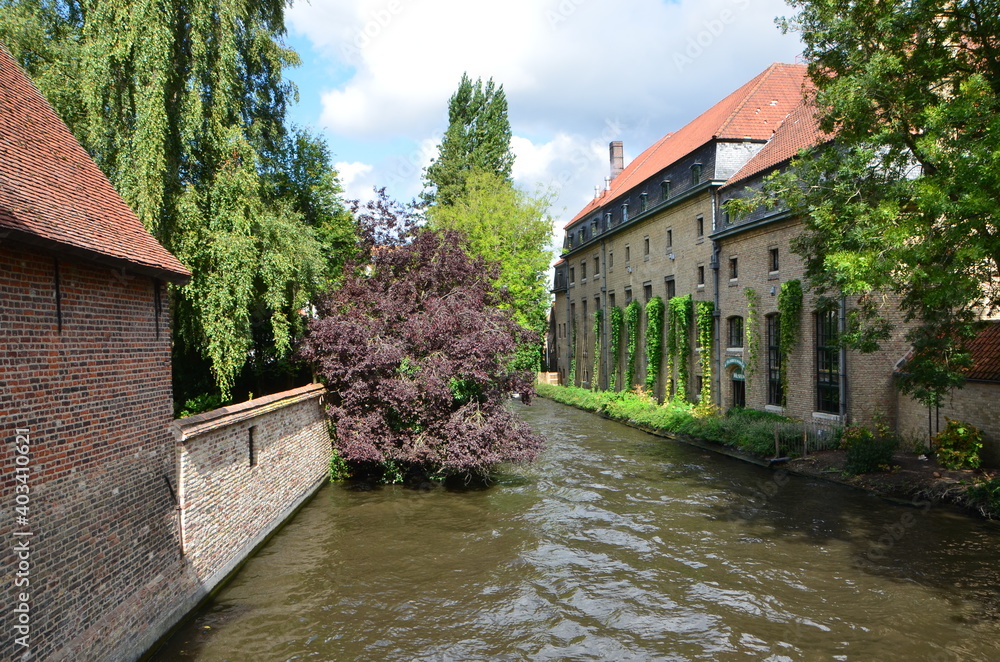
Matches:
[334,161,376,202]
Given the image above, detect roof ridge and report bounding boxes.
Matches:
[715,63,779,138]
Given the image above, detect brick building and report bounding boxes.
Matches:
[550,63,919,430]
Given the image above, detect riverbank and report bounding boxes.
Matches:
[535,383,1000,519]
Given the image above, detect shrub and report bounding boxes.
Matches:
[933,419,983,470]
[966,477,1000,518]
[329,448,351,481]
[842,425,897,474]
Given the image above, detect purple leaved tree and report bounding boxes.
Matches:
[300,226,544,480]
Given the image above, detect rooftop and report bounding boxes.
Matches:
[0,46,190,283]
[966,321,1000,383]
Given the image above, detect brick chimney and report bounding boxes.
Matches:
[609,141,624,180]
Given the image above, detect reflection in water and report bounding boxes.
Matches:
[154,398,1000,661]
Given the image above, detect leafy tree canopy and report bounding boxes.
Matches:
[735,0,1000,406]
[1,0,354,400]
[423,73,514,206]
[300,227,544,480]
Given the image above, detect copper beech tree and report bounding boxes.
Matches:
[300,226,544,480]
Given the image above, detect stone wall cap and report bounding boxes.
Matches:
[173,383,326,441]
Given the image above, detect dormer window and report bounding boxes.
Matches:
[692,163,702,185]
[639,192,648,212]
[661,180,671,200]
[621,203,629,222]
[605,211,612,227]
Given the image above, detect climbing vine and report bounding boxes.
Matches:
[608,306,624,391]
[666,294,693,401]
[777,279,803,403]
[744,287,760,388]
[696,301,714,405]
[624,300,642,389]
[592,308,603,391]
[644,297,665,394]
[568,315,578,385]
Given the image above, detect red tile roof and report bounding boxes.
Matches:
[722,90,829,188]
[966,321,1000,382]
[565,63,809,229]
[0,46,190,283]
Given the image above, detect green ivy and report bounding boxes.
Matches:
[744,287,760,389]
[624,300,642,389]
[667,294,693,401]
[568,315,578,385]
[592,308,603,391]
[696,301,714,405]
[608,306,624,391]
[644,297,665,394]
[777,279,803,405]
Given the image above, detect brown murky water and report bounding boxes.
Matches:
[153,398,1000,661]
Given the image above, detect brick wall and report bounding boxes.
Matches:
[173,384,330,585]
[897,382,1000,467]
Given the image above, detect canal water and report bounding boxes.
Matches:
[154,398,1000,661]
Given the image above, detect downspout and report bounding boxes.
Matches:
[711,189,722,408]
[839,294,848,424]
[601,238,609,391]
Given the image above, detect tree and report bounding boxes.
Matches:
[299,227,544,480]
[1,0,353,400]
[425,169,554,367]
[744,0,1000,406]
[423,73,514,206]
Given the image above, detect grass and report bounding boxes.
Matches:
[535,383,797,457]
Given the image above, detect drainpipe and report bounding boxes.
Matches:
[839,294,848,424]
[601,239,609,391]
[711,190,722,408]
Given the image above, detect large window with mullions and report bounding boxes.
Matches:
[816,309,841,414]
[766,313,782,406]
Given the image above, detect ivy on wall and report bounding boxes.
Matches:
[777,279,803,404]
[744,287,760,388]
[592,308,603,391]
[608,306,624,391]
[624,300,642,389]
[666,294,692,401]
[696,300,714,405]
[644,297,665,394]
[568,315,578,385]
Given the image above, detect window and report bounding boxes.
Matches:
[625,245,631,262]
[697,265,705,286]
[582,300,588,339]
[767,314,783,406]
[605,211,613,228]
[643,282,652,302]
[591,221,598,237]
[609,252,614,269]
[581,227,588,242]
[643,236,650,257]
[661,180,671,200]
[666,228,673,249]
[248,426,256,467]
[622,203,629,222]
[816,309,841,414]
[696,216,704,237]
[640,192,648,212]
[769,247,780,272]
[594,256,600,276]
[695,375,704,401]
[665,277,676,299]
[609,292,616,309]
[732,376,746,408]
[580,261,587,280]
[729,256,738,280]
[692,163,702,185]
[728,316,744,348]
[569,267,575,284]
[625,288,632,304]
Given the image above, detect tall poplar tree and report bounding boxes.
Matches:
[422,73,514,206]
[1,0,353,401]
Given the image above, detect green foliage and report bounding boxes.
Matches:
[841,425,898,474]
[423,73,514,206]
[966,477,1000,519]
[608,306,624,391]
[624,300,642,389]
[744,288,761,388]
[592,308,603,391]
[667,295,693,401]
[695,301,714,405]
[776,280,803,405]
[329,449,352,482]
[569,315,578,385]
[759,0,1000,405]
[1,0,352,399]
[933,419,983,470]
[426,169,553,353]
[176,392,231,419]
[644,297,665,394]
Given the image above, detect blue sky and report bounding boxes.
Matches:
[282,0,804,245]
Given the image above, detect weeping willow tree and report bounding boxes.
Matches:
[1,0,353,400]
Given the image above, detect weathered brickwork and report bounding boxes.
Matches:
[897,383,1000,466]
[173,384,330,585]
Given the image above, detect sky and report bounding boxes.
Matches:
[283,0,804,247]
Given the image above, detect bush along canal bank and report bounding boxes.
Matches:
[535,383,1000,519]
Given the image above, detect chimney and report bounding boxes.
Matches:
[609,141,624,180]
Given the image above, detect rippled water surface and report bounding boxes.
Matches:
[154,398,1000,661]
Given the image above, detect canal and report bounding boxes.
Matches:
[154,397,1000,660]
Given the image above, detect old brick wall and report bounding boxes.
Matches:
[173,384,330,585]
[0,244,187,662]
[897,383,1000,467]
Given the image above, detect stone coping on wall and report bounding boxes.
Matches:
[172,383,326,442]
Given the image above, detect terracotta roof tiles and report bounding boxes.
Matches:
[0,46,190,282]
[966,321,1000,382]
